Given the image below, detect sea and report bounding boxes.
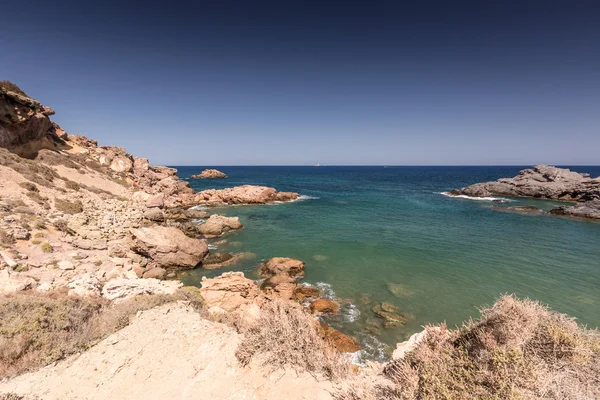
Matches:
[175,166,600,362]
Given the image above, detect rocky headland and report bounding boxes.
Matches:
[450,165,600,220]
[190,168,227,179]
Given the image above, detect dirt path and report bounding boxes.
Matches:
[0,304,335,400]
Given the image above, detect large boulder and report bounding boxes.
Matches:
[190,169,227,179]
[200,272,262,313]
[318,323,361,353]
[129,226,208,269]
[193,185,300,205]
[549,199,600,220]
[102,278,182,301]
[197,214,243,237]
[0,269,36,294]
[260,257,305,278]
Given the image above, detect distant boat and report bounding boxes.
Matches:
[314,163,321,167]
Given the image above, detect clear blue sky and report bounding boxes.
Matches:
[2,0,599,165]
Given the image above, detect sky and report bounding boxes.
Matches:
[2,0,599,165]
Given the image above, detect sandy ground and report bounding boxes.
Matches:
[0,304,335,400]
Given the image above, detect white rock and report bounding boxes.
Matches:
[68,274,102,297]
[102,278,182,301]
[0,250,18,268]
[58,260,75,270]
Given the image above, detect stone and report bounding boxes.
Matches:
[143,208,165,222]
[260,257,305,278]
[190,169,227,179]
[193,185,300,205]
[199,272,262,312]
[309,299,340,314]
[145,194,164,208]
[58,260,75,270]
[12,227,30,240]
[0,250,18,268]
[260,274,298,300]
[102,278,182,301]
[371,303,407,327]
[387,282,413,297]
[142,266,167,280]
[129,226,208,269]
[550,199,600,220]
[0,269,36,294]
[183,209,210,219]
[197,215,243,237]
[319,323,361,353]
[68,274,102,297]
[293,286,321,301]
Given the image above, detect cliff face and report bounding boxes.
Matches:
[0,85,62,157]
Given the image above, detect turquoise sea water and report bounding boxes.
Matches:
[176,166,600,360]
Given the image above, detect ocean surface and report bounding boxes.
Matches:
[175,166,600,361]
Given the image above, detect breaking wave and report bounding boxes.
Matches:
[440,191,510,202]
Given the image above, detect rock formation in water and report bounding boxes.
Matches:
[452,165,600,220]
[190,168,228,179]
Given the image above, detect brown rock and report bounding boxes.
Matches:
[142,267,167,280]
[319,323,361,353]
[200,272,262,312]
[130,226,208,269]
[309,299,340,314]
[145,194,165,208]
[193,185,300,205]
[190,169,228,179]
[260,257,305,278]
[197,215,243,237]
[294,286,321,301]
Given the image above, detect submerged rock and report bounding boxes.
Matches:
[371,302,407,328]
[190,169,227,179]
[387,282,414,297]
[549,199,600,220]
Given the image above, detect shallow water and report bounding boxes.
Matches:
[176,166,600,360]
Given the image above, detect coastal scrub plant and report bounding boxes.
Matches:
[336,295,600,400]
[235,299,351,380]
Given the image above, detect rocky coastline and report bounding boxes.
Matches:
[0,82,359,360]
[450,165,600,220]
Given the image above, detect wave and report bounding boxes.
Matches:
[352,333,390,365]
[314,282,336,299]
[440,192,510,202]
[340,303,360,323]
[188,205,208,211]
[207,244,218,250]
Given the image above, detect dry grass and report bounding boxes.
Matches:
[337,295,600,400]
[40,242,53,253]
[235,299,350,380]
[0,288,205,378]
[54,198,83,214]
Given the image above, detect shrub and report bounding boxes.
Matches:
[0,289,206,377]
[236,299,350,380]
[64,180,81,191]
[54,199,83,214]
[337,295,600,400]
[18,182,38,192]
[40,242,53,253]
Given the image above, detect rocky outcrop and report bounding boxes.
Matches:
[129,226,209,268]
[318,323,361,353]
[190,169,227,179]
[309,299,340,315]
[197,214,243,237]
[260,257,305,277]
[194,185,300,205]
[456,165,600,202]
[549,199,600,220]
[200,272,263,313]
[0,84,62,157]
[101,278,182,301]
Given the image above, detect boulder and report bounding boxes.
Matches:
[371,303,407,328]
[0,269,36,294]
[197,214,243,237]
[68,274,102,297]
[260,274,298,300]
[260,257,305,278]
[109,155,133,173]
[142,266,167,280]
[58,260,75,270]
[193,185,300,205]
[309,299,340,314]
[200,272,262,312]
[319,323,361,353]
[130,226,208,269]
[190,169,228,179]
[293,285,321,301]
[143,208,165,222]
[145,194,164,208]
[102,278,182,301]
[183,208,210,219]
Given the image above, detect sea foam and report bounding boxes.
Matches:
[440,191,510,202]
